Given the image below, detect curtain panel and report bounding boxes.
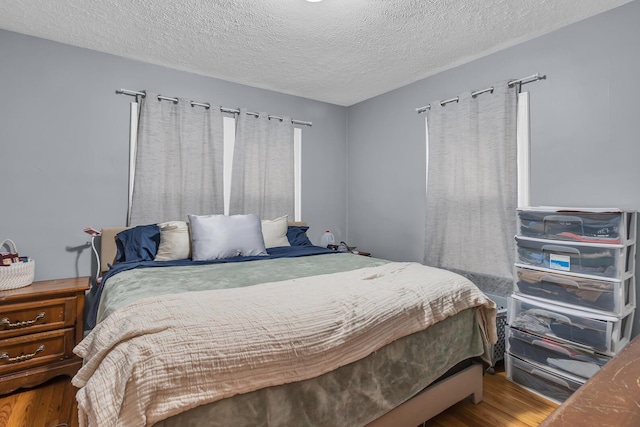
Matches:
[129,92,224,225]
[424,81,518,286]
[229,109,294,220]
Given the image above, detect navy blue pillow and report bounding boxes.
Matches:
[115,224,161,263]
[286,226,313,247]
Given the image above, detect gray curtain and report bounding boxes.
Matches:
[424,81,518,293]
[129,91,224,225]
[229,109,294,219]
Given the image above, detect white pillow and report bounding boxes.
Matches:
[189,214,267,260]
[155,221,191,261]
[261,215,291,248]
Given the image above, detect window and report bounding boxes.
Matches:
[128,107,302,222]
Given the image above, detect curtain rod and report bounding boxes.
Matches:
[415,73,546,114]
[115,89,312,127]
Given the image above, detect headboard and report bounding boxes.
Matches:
[100,221,308,275]
[100,227,128,274]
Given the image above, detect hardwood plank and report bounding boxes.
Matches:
[482,372,556,426]
[0,393,19,427]
[57,371,79,427]
[449,400,531,427]
[4,385,35,427]
[0,376,78,427]
[425,365,558,427]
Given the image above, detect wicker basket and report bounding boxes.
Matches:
[0,239,35,291]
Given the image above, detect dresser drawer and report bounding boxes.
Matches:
[515,236,635,280]
[506,327,610,381]
[506,353,584,404]
[0,328,76,376]
[515,266,635,316]
[509,295,634,355]
[517,208,636,245]
[0,296,77,340]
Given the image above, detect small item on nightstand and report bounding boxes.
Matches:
[320,230,335,248]
[327,240,369,256]
[0,243,19,266]
[338,241,355,253]
[0,239,35,290]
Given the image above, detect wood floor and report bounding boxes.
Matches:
[425,364,558,427]
[0,363,557,427]
[0,376,78,427]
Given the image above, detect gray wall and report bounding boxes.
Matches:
[347,1,640,332]
[0,29,348,282]
[3,1,640,333]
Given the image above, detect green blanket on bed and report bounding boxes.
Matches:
[97,252,388,324]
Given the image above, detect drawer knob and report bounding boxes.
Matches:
[0,312,46,329]
[0,345,45,363]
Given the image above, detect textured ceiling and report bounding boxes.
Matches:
[0,0,633,106]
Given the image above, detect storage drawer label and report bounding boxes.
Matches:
[549,254,570,271]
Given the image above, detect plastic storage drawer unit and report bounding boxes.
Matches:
[508,295,634,355]
[506,327,610,381]
[515,236,635,280]
[515,266,635,316]
[517,208,637,245]
[506,354,584,404]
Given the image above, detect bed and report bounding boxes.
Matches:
[73,217,497,427]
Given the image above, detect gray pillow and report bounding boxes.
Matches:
[188,214,267,260]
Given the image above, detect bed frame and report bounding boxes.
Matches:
[97,225,484,426]
[366,363,482,427]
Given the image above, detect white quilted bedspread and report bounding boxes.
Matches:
[72,262,497,427]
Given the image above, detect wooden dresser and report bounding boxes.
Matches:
[0,277,89,395]
[540,333,640,426]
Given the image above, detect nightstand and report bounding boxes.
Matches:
[0,277,89,395]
